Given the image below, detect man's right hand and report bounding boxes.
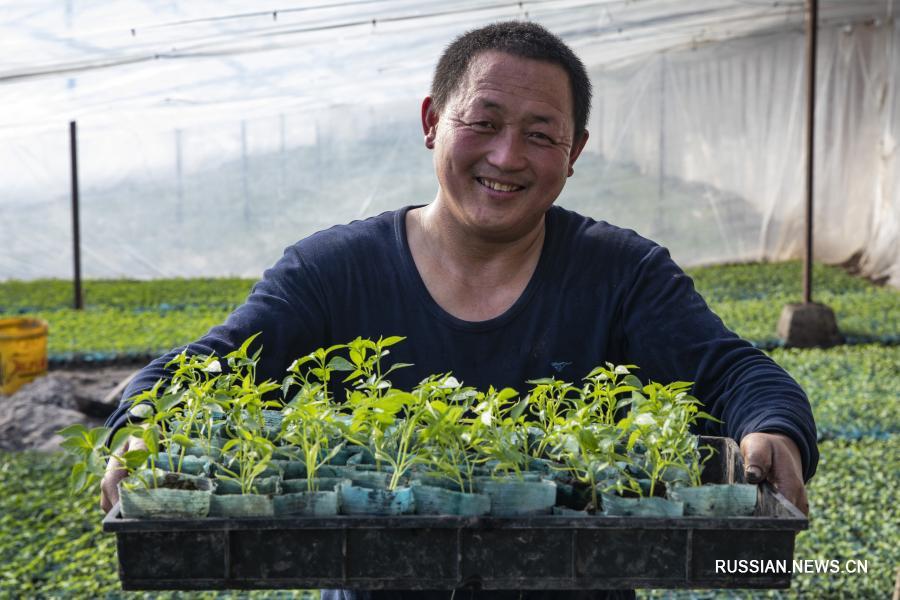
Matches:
[100,435,147,513]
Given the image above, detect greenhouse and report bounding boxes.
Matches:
[1,0,898,598]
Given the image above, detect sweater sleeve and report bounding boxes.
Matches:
[104,244,330,432]
[615,244,819,482]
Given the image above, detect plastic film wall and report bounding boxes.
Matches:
[1,0,897,286]
[587,17,900,285]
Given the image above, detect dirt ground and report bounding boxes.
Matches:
[0,365,139,452]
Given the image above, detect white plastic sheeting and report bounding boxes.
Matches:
[1,0,898,285]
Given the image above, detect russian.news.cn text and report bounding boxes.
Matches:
[715,559,868,575]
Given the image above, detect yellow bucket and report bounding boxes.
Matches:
[0,317,49,395]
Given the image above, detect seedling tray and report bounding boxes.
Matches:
[103,437,808,591]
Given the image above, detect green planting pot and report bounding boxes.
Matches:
[316,465,341,478]
[344,447,376,465]
[660,465,693,485]
[282,477,347,494]
[339,482,415,515]
[218,457,283,481]
[326,446,366,466]
[209,493,275,517]
[260,463,284,479]
[273,480,342,516]
[410,480,490,516]
[537,462,575,482]
[261,410,283,439]
[118,473,214,519]
[169,420,226,440]
[600,492,684,517]
[152,453,213,477]
[169,437,225,460]
[270,459,307,480]
[474,477,557,516]
[472,464,544,480]
[669,483,758,517]
[324,465,394,489]
[593,465,621,482]
[523,457,555,475]
[272,444,303,461]
[274,490,339,516]
[214,475,282,496]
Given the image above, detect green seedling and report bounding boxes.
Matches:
[414,374,484,493]
[211,335,282,494]
[342,335,412,399]
[280,380,344,492]
[467,386,531,478]
[283,342,352,406]
[618,381,720,495]
[527,376,580,458]
[580,363,640,425]
[342,386,424,490]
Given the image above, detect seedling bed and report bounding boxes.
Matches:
[103,438,808,591]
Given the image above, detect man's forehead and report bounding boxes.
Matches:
[453,51,573,125]
[461,50,568,87]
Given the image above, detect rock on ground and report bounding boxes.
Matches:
[0,366,138,452]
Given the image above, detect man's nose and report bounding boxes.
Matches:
[485,128,528,172]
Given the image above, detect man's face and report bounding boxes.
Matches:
[423,50,587,242]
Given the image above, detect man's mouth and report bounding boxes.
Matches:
[476,177,525,193]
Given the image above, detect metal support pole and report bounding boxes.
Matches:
[776,0,841,347]
[803,0,818,304]
[69,120,83,310]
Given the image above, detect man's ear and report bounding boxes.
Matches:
[421,96,439,149]
[567,130,590,177]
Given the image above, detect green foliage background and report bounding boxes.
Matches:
[0,261,897,599]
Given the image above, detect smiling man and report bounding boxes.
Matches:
[102,21,817,600]
[408,49,587,324]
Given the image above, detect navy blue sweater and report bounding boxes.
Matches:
[107,205,818,480]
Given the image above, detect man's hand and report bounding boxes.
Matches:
[740,432,809,515]
[100,435,146,513]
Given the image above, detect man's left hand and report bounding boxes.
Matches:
[740,432,809,515]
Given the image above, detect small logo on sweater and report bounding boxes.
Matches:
[550,361,572,373]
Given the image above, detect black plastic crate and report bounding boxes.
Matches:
[103,437,808,591]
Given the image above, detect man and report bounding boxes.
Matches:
[101,21,816,599]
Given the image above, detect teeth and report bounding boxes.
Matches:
[479,178,521,192]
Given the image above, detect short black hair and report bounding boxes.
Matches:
[430,21,592,139]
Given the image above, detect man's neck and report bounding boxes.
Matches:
[405,202,546,321]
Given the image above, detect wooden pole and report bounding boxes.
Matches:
[69,120,83,310]
[803,0,818,303]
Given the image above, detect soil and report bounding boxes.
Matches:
[0,364,140,452]
[159,472,208,491]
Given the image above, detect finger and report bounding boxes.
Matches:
[740,433,773,484]
[129,436,148,451]
[100,438,129,513]
[100,475,117,513]
[771,473,809,515]
[769,440,809,515]
[785,484,809,516]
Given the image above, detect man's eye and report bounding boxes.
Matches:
[528,132,553,143]
[470,121,494,131]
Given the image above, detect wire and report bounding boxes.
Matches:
[129,0,567,34]
[133,0,400,32]
[0,0,886,83]
[0,1,534,82]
